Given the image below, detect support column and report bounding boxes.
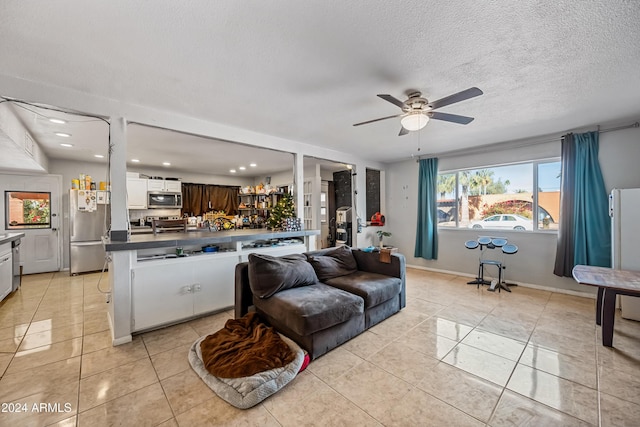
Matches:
[109,117,129,241]
[293,152,304,223]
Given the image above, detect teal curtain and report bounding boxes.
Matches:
[414,158,438,259]
[572,132,611,267]
[554,131,610,276]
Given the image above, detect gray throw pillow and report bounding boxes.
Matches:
[248,253,318,298]
[306,246,358,281]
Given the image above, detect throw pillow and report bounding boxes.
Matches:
[306,245,358,281]
[248,253,318,298]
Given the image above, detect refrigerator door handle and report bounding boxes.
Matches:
[71,241,104,247]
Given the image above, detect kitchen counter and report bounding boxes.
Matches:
[0,233,25,245]
[105,228,320,251]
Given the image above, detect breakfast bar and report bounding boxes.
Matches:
[572,265,640,347]
[104,228,319,345]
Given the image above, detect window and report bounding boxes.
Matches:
[437,161,560,231]
[5,191,51,229]
[320,191,327,223]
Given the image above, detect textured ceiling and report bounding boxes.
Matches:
[1,0,639,169]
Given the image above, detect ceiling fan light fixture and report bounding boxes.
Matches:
[400,112,429,131]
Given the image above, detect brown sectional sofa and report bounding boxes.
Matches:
[235,246,406,360]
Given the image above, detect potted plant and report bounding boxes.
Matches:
[376,230,392,248]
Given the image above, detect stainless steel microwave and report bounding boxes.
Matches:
[147,192,182,209]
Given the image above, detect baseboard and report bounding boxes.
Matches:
[406,263,596,299]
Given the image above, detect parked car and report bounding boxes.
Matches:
[469,214,533,230]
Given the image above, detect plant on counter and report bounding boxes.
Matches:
[376,230,392,248]
[267,192,296,230]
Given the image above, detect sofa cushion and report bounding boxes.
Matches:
[306,245,358,281]
[324,271,402,309]
[248,253,318,299]
[253,283,364,337]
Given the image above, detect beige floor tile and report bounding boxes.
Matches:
[416,362,502,423]
[156,418,178,427]
[307,346,364,383]
[369,340,440,384]
[0,336,22,353]
[79,357,158,411]
[413,316,474,342]
[0,308,36,326]
[82,329,112,354]
[597,345,640,375]
[394,326,458,360]
[77,382,172,427]
[80,337,148,378]
[81,310,110,335]
[161,368,216,415]
[0,374,79,426]
[520,343,597,388]
[442,343,517,386]
[598,361,640,404]
[187,311,231,337]
[599,391,640,427]
[6,337,82,375]
[367,309,432,340]
[27,316,83,335]
[142,323,200,356]
[0,324,30,340]
[175,396,281,427]
[0,352,13,376]
[150,343,198,381]
[373,386,484,427]
[507,364,598,425]
[270,384,382,426]
[489,390,594,427]
[327,360,413,416]
[47,415,78,426]
[82,293,109,312]
[0,356,80,402]
[435,302,492,327]
[340,330,393,360]
[461,328,527,361]
[477,313,535,342]
[529,328,597,359]
[403,297,446,317]
[19,322,84,351]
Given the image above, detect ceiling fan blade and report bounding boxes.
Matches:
[353,114,401,127]
[429,111,475,125]
[377,94,406,109]
[428,87,483,110]
[398,127,409,136]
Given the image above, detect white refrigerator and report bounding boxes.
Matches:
[610,188,640,321]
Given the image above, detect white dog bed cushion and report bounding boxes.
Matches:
[189,333,304,409]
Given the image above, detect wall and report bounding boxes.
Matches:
[385,122,640,294]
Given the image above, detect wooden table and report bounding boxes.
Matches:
[572,265,640,347]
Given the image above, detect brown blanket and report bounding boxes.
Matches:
[199,312,296,378]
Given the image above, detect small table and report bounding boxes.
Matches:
[572,265,640,347]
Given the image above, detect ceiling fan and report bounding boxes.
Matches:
[353,87,483,136]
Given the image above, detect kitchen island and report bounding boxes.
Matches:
[105,228,319,345]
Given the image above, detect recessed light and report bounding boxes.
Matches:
[94,154,104,158]
[60,143,73,147]
[230,169,236,173]
[249,163,257,167]
[239,166,246,171]
[131,159,140,163]
[162,162,171,166]
[55,132,71,137]
[49,118,66,124]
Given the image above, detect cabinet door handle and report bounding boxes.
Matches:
[192,283,201,292]
[181,285,193,294]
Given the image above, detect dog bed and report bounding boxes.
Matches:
[189,333,304,409]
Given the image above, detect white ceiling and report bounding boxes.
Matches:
[1,1,639,172]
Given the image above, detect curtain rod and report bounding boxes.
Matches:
[415,121,640,162]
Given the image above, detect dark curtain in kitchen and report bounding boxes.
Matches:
[181,183,240,216]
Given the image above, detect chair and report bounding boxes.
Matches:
[152,218,187,234]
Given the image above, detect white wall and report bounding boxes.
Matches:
[385,122,640,294]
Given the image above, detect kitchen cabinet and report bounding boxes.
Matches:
[131,253,237,331]
[126,178,148,209]
[0,243,12,302]
[148,179,182,193]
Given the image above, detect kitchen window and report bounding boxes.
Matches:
[437,160,560,231]
[5,191,51,229]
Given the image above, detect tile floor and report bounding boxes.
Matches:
[0,268,639,426]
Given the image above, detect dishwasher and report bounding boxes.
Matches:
[0,245,11,301]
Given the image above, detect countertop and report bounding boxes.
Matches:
[105,228,320,251]
[0,233,24,245]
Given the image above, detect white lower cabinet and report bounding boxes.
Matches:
[132,254,237,331]
[0,244,13,302]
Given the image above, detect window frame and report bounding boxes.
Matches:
[5,190,52,230]
[437,158,560,233]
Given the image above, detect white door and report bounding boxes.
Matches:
[1,174,62,274]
